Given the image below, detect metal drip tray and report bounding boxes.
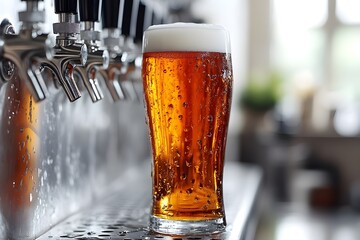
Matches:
[37,162,261,240]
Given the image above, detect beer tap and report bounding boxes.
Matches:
[99,0,125,101]
[121,0,152,102]
[0,0,52,101]
[101,0,145,102]
[74,0,109,102]
[39,0,87,102]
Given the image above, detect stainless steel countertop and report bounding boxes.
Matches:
[37,161,262,240]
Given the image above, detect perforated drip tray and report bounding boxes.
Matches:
[37,163,261,240]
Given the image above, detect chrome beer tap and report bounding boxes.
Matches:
[0,0,52,101]
[121,0,152,102]
[100,0,144,102]
[39,0,87,102]
[73,0,109,102]
[99,0,126,101]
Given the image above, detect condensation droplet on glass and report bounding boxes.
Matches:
[29,193,33,202]
[186,188,193,194]
[181,173,187,180]
[178,115,183,120]
[183,102,188,108]
[197,140,202,150]
[207,115,213,122]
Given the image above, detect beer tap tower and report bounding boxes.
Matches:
[0,0,52,101]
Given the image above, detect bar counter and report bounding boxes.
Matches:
[37,161,262,240]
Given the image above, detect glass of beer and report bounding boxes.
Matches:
[142,23,233,235]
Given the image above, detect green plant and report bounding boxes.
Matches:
[240,72,282,112]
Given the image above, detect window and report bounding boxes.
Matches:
[272,0,360,98]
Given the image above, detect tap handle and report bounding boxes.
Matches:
[121,0,134,37]
[134,1,152,43]
[79,0,100,22]
[101,0,121,29]
[55,0,77,14]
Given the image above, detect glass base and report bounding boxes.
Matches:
[150,215,226,235]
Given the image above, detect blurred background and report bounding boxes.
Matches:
[195,0,360,239]
[2,0,360,239]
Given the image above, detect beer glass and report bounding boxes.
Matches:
[142,23,233,235]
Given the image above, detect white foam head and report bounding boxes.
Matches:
[142,23,231,54]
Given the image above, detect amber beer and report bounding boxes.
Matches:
[142,23,232,234]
